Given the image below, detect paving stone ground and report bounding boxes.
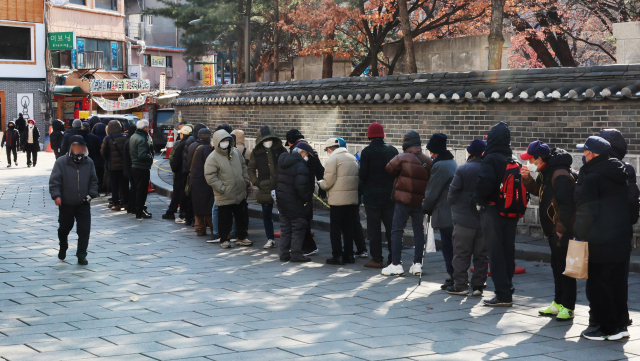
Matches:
[2,152,640,361]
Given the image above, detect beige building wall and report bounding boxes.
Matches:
[613,21,640,65]
[48,1,125,41]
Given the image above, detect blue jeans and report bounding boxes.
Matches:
[390,202,425,265]
[262,203,275,239]
[213,203,235,237]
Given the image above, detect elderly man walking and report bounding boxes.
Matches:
[49,135,99,265]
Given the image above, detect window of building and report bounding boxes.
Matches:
[166,56,173,68]
[76,38,123,71]
[51,50,72,69]
[68,0,85,5]
[0,26,32,61]
[143,54,151,66]
[95,0,117,11]
[186,60,193,73]
[146,15,153,26]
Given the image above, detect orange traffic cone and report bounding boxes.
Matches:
[164,130,174,159]
[46,126,54,153]
[147,181,155,193]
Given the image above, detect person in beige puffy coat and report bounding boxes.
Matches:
[319,138,360,265]
[204,129,252,248]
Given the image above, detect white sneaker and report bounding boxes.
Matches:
[303,248,319,256]
[381,264,405,276]
[175,218,186,224]
[207,238,221,243]
[355,251,368,258]
[409,263,423,276]
[263,239,276,249]
[235,239,253,246]
[220,241,233,248]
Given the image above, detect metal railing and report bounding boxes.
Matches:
[77,51,104,69]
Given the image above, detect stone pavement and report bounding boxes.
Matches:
[1,151,640,361]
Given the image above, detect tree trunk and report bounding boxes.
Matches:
[397,0,417,73]
[488,0,506,70]
[370,44,379,76]
[236,0,245,83]
[322,32,334,78]
[513,17,560,67]
[229,45,234,84]
[273,0,279,81]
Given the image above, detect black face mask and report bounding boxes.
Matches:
[71,152,84,164]
[8,126,14,130]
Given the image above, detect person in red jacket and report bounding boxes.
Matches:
[1,121,20,167]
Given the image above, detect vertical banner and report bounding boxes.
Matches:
[202,64,213,86]
[159,72,166,95]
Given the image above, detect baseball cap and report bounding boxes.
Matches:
[324,137,340,151]
[576,136,611,155]
[520,140,551,160]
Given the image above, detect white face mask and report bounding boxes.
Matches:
[263,140,273,149]
[303,156,309,161]
[219,141,230,150]
[526,163,538,172]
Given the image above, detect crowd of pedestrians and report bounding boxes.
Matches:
[1,114,43,167]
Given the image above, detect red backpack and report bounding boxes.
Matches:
[498,159,528,218]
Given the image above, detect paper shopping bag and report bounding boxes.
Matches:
[563,238,589,279]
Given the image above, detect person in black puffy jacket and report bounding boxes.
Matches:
[276,147,312,263]
[50,119,66,159]
[2,121,20,167]
[180,123,206,226]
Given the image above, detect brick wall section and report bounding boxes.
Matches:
[0,79,47,131]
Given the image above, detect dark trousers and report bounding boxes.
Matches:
[95,166,105,192]
[480,205,518,302]
[262,203,275,240]
[353,210,367,254]
[549,232,577,310]
[25,143,38,165]
[58,203,91,259]
[278,211,307,259]
[54,149,63,159]
[588,260,630,335]
[302,204,317,253]
[131,168,150,216]
[452,224,488,289]
[218,200,248,242]
[194,214,213,235]
[180,188,193,220]
[365,204,394,263]
[6,146,17,163]
[390,202,425,265]
[329,205,357,259]
[109,170,129,206]
[439,227,454,277]
[128,175,136,212]
[168,175,183,213]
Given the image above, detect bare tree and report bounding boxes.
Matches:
[488,0,506,70]
[398,0,417,73]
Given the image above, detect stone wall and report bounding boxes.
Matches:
[0,79,47,131]
[292,56,353,80]
[613,21,640,65]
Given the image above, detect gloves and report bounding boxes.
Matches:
[317,188,327,200]
[83,195,93,204]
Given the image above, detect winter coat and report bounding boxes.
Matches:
[186,140,214,215]
[359,138,399,208]
[88,115,101,130]
[61,128,92,155]
[522,148,576,237]
[89,124,106,168]
[248,126,286,204]
[231,129,251,161]
[600,129,640,226]
[101,120,127,171]
[2,125,19,148]
[291,140,324,219]
[170,138,188,175]
[129,129,153,170]
[49,153,99,206]
[475,122,513,206]
[204,129,250,206]
[21,125,40,149]
[319,147,359,206]
[15,116,26,135]
[448,157,483,229]
[385,146,432,208]
[574,154,632,263]
[276,152,311,218]
[182,123,207,177]
[50,120,65,153]
[422,150,457,229]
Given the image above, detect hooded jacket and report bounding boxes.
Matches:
[422,150,457,229]
[88,115,101,130]
[186,138,214,215]
[182,123,206,176]
[276,152,312,218]
[523,148,576,237]
[90,123,107,168]
[61,126,92,155]
[475,122,513,206]
[574,154,631,263]
[359,138,399,208]
[248,126,286,204]
[2,121,20,148]
[448,156,483,229]
[319,147,360,206]
[101,120,128,171]
[204,129,250,206]
[49,150,99,206]
[50,119,65,152]
[385,145,432,208]
[231,129,251,161]
[129,129,154,170]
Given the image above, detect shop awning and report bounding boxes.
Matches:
[53,86,87,96]
[157,92,181,104]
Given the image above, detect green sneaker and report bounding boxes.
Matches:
[556,306,574,321]
[539,301,562,316]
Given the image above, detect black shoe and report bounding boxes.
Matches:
[440,278,454,290]
[483,297,513,307]
[185,219,193,226]
[58,246,67,260]
[27,164,31,168]
[583,328,623,341]
[446,285,469,296]
[291,256,312,263]
[162,212,175,220]
[342,256,356,264]
[136,213,152,220]
[326,257,345,265]
[6,165,10,168]
[78,258,88,265]
[32,163,36,167]
[143,210,152,217]
[280,254,291,262]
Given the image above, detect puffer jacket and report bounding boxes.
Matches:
[182,123,207,177]
[475,122,512,206]
[359,138,399,208]
[90,123,107,168]
[61,127,92,155]
[50,119,65,153]
[49,152,99,206]
[129,129,154,170]
[248,126,286,204]
[101,120,128,171]
[319,147,359,206]
[385,146,432,208]
[204,129,250,206]
[170,137,188,174]
[523,148,576,237]
[187,139,214,215]
[448,156,483,229]
[422,150,457,229]
[2,122,20,148]
[231,129,251,161]
[276,152,311,218]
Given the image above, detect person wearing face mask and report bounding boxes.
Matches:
[248,126,286,249]
[21,119,40,168]
[50,119,66,159]
[520,140,577,321]
[573,136,631,341]
[49,135,99,266]
[2,120,20,167]
[164,124,194,222]
[129,120,154,220]
[181,123,207,226]
[204,129,252,249]
[185,128,215,236]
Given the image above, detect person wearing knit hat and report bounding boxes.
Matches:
[286,129,305,150]
[360,122,398,268]
[422,132,458,286]
[446,139,488,296]
[163,124,194,222]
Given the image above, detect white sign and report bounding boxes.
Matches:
[93,95,147,111]
[16,93,34,120]
[151,56,166,67]
[128,64,142,79]
[50,0,70,6]
[159,72,166,94]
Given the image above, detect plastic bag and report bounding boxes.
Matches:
[424,217,436,253]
